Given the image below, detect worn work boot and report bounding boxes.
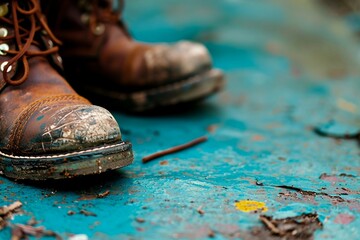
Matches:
[0,0,133,180]
[43,0,225,112]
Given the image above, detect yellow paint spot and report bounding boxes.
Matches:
[235,200,268,213]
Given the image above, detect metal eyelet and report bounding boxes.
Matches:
[1,61,12,73]
[0,27,8,37]
[56,55,63,64]
[0,43,9,55]
[81,13,90,24]
[48,39,53,48]
[0,4,9,17]
[93,23,105,36]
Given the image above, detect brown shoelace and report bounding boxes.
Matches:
[0,0,61,86]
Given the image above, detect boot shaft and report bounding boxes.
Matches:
[42,0,128,58]
[42,0,124,31]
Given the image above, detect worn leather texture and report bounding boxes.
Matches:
[43,0,213,90]
[0,0,122,156]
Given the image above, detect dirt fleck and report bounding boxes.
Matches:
[77,194,97,201]
[208,229,216,238]
[89,221,101,229]
[27,217,38,226]
[67,211,76,216]
[135,218,145,223]
[255,181,264,186]
[197,206,205,215]
[207,124,219,133]
[339,173,356,178]
[79,209,97,217]
[160,160,169,166]
[97,190,110,198]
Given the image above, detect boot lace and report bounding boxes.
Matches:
[0,0,61,86]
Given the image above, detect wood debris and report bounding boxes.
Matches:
[11,224,62,240]
[79,209,97,217]
[0,201,23,230]
[97,190,110,198]
[258,213,323,239]
[0,201,61,239]
[142,136,208,163]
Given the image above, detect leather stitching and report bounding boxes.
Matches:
[0,142,125,160]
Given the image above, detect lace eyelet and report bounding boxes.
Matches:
[48,39,53,48]
[0,27,8,37]
[0,61,12,73]
[81,13,90,24]
[0,4,9,17]
[56,55,62,64]
[93,23,105,36]
[0,43,9,55]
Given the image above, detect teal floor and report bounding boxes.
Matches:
[1,0,360,239]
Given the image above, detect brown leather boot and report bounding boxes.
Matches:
[43,0,225,112]
[0,0,133,180]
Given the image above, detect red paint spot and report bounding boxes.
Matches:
[348,201,360,212]
[334,214,354,224]
[251,135,264,141]
[319,173,345,184]
[160,160,168,166]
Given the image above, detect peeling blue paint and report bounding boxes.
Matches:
[1,0,360,239]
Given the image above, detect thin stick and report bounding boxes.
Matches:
[142,136,208,163]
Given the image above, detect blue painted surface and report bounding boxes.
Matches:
[1,0,360,239]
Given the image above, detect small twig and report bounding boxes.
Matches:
[97,190,110,198]
[142,136,208,163]
[135,217,145,223]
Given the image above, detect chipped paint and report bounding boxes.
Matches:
[334,214,355,225]
[1,0,360,239]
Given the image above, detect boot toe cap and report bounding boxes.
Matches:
[20,104,122,155]
[144,41,212,83]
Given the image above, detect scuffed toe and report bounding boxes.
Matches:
[17,104,122,155]
[143,41,212,84]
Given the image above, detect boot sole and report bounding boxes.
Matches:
[0,141,133,180]
[78,69,225,112]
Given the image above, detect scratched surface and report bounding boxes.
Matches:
[1,0,360,239]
